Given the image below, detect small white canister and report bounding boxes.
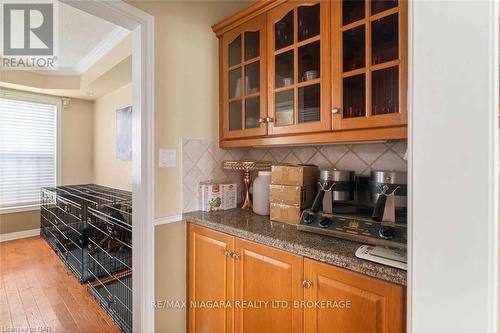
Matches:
[252,171,271,215]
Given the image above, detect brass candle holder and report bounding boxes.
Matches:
[223,161,272,210]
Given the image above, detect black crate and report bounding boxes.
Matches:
[40,184,132,282]
[88,272,132,333]
[87,202,132,280]
[86,200,132,332]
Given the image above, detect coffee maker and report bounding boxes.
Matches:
[298,170,408,249]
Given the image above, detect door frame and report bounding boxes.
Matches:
[407,0,498,331]
[60,1,155,332]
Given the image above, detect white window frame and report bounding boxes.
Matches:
[0,89,62,214]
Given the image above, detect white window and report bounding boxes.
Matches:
[0,94,58,211]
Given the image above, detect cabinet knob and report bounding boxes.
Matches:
[302,280,312,288]
[331,108,340,114]
[265,117,274,123]
[224,250,232,257]
[231,252,240,260]
[258,117,266,123]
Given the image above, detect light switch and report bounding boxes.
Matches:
[159,149,176,168]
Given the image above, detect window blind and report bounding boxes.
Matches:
[0,97,57,209]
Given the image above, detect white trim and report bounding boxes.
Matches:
[132,18,156,333]
[0,229,40,242]
[74,27,130,74]
[154,215,183,226]
[0,205,40,215]
[60,1,155,332]
[0,88,60,106]
[409,1,498,331]
[406,0,414,330]
[488,1,499,330]
[56,99,62,186]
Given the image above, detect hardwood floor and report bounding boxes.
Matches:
[0,236,121,333]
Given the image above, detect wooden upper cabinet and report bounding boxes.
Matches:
[331,0,408,131]
[214,0,408,146]
[234,238,303,333]
[267,1,331,135]
[304,258,405,333]
[188,224,234,333]
[221,14,268,139]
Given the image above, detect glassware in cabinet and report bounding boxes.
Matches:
[221,15,267,139]
[332,0,407,130]
[268,1,331,135]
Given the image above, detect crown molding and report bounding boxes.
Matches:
[74,26,130,75]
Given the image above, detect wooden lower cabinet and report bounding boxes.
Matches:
[303,259,405,333]
[188,224,234,333]
[234,238,303,333]
[188,224,405,333]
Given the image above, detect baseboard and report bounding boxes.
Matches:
[0,228,40,242]
[154,215,183,226]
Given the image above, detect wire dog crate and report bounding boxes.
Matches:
[86,200,133,333]
[88,270,133,333]
[40,184,133,332]
[40,184,132,282]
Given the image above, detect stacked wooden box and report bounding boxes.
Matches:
[269,165,318,224]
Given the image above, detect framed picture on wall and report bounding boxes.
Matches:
[116,106,132,161]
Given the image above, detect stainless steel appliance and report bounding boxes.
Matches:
[318,169,355,202]
[298,170,408,249]
[370,171,407,208]
[298,206,407,249]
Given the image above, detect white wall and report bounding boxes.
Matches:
[130,0,250,219]
[127,2,251,332]
[93,82,133,191]
[61,98,94,185]
[410,1,498,331]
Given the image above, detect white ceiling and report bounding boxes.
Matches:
[50,1,129,75]
[0,2,133,99]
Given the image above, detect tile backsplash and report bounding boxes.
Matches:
[182,138,407,212]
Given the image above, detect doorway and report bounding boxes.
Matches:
[60,1,155,331]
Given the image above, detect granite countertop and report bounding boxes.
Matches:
[183,209,407,286]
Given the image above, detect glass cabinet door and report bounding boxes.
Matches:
[221,15,267,139]
[332,0,407,130]
[267,1,331,135]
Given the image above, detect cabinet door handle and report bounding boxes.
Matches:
[302,280,312,288]
[265,117,274,123]
[331,108,340,114]
[231,252,240,260]
[224,250,232,257]
[258,117,267,123]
